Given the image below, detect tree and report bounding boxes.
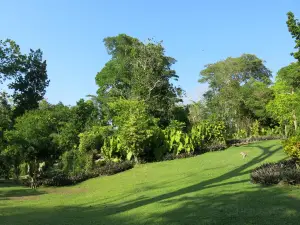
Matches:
[267,80,300,136]
[187,101,208,125]
[276,62,300,92]
[199,54,272,132]
[96,34,183,127]
[0,39,25,82]
[287,12,300,62]
[0,92,13,179]
[0,92,12,138]
[241,79,275,126]
[5,103,70,188]
[54,99,99,152]
[199,54,271,90]
[8,49,49,118]
[267,63,300,134]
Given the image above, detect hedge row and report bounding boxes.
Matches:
[22,161,134,187]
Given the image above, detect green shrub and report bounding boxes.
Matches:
[283,136,300,160]
[101,135,125,160]
[163,120,194,156]
[108,99,160,163]
[60,149,94,175]
[250,120,260,137]
[261,126,282,136]
[232,129,247,139]
[79,126,112,153]
[190,120,226,152]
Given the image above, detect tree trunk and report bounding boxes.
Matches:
[293,111,297,132]
[14,164,20,180]
[133,154,139,164]
[29,159,38,189]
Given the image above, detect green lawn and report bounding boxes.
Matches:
[1,140,300,225]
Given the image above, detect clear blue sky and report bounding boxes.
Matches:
[0,0,299,105]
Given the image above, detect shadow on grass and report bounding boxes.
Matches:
[1,188,300,225]
[97,143,283,215]
[0,181,46,200]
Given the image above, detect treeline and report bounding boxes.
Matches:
[1,11,300,188]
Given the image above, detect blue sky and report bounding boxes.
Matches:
[0,0,299,105]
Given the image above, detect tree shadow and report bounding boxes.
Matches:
[92,143,282,215]
[1,187,300,225]
[0,181,46,200]
[152,187,300,225]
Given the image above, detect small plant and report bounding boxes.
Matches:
[251,159,300,185]
[283,136,300,160]
[251,162,282,185]
[250,120,260,137]
[163,120,194,155]
[233,129,247,139]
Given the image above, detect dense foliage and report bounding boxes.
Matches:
[1,12,300,188]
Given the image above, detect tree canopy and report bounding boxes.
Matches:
[96,34,183,127]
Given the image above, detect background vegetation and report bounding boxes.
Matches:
[1,11,300,189]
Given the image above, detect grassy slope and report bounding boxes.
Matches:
[1,140,300,225]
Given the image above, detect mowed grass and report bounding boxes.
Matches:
[1,140,300,225]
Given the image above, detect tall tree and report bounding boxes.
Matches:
[268,12,300,133]
[241,79,274,126]
[267,63,300,133]
[0,92,13,179]
[96,34,183,127]
[8,49,49,117]
[267,80,300,136]
[287,12,300,62]
[0,39,25,82]
[199,54,272,131]
[0,92,12,137]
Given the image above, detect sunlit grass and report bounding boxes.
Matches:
[1,140,300,225]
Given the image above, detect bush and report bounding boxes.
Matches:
[190,120,226,152]
[251,162,282,185]
[60,150,94,176]
[163,121,194,156]
[162,152,195,161]
[42,173,90,187]
[227,135,282,147]
[94,160,134,176]
[251,159,299,185]
[281,168,300,185]
[20,160,134,187]
[283,136,300,160]
[48,161,133,187]
[79,126,112,153]
[204,143,227,152]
